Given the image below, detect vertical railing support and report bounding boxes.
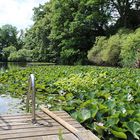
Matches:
[26,74,36,124]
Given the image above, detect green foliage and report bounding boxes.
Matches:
[88,27,140,67]
[11,0,139,65]
[87,36,107,65]
[8,49,32,62]
[2,46,17,61]
[88,34,123,66]
[0,24,18,49]
[24,0,109,64]
[0,24,25,61]
[0,66,140,139]
[23,2,52,62]
[60,48,81,64]
[120,28,140,67]
[1,0,140,65]
[101,35,121,66]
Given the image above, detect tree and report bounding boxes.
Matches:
[24,2,52,62]
[24,0,111,64]
[87,27,140,68]
[0,24,18,49]
[2,45,17,61]
[17,29,25,50]
[48,0,109,64]
[24,0,140,65]
[108,0,140,29]
[0,24,19,61]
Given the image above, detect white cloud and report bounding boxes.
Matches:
[0,0,47,30]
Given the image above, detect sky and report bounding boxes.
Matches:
[0,0,47,30]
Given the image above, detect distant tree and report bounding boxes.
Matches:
[8,49,33,62]
[2,45,17,61]
[0,24,18,50]
[17,29,24,50]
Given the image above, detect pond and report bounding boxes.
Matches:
[0,62,27,70]
[0,62,55,70]
[0,94,25,115]
[0,62,27,114]
[0,62,54,114]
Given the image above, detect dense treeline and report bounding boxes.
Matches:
[0,0,140,67]
[0,24,30,62]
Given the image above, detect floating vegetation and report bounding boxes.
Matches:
[0,66,140,139]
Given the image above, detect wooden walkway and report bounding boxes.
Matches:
[0,110,99,140]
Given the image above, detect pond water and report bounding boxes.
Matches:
[0,62,54,114]
[0,62,27,114]
[0,62,55,70]
[0,94,25,115]
[0,62,27,70]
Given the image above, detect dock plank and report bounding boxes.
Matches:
[0,111,99,140]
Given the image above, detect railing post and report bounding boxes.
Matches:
[26,79,31,112]
[31,74,36,123]
[26,74,36,124]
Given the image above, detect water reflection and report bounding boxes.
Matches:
[0,62,27,70]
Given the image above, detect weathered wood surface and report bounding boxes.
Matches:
[0,111,99,140]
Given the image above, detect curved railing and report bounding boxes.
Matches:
[26,74,36,123]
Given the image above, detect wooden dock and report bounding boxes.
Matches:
[0,109,99,140]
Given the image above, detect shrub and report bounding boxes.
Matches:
[88,34,123,66]
[88,28,140,67]
[2,46,17,60]
[8,49,33,62]
[101,34,123,66]
[87,36,107,65]
[120,28,140,67]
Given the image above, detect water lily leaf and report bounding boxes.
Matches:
[124,121,140,139]
[98,103,108,110]
[77,108,91,123]
[106,115,119,127]
[80,100,94,108]
[1,64,140,140]
[91,104,98,118]
[94,122,105,136]
[110,129,127,139]
[58,96,65,101]
[112,126,127,132]
[65,93,73,100]
[71,112,78,120]
[64,106,75,111]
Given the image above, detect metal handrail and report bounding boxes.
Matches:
[26,74,36,123]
